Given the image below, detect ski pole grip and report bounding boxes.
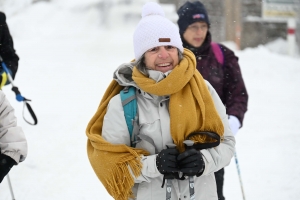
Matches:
[183,140,194,150]
[166,144,176,149]
[12,86,24,102]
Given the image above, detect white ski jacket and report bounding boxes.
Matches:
[102,63,235,200]
[0,91,27,163]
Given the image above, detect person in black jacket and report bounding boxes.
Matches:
[0,11,19,89]
[0,90,27,183]
[0,12,25,184]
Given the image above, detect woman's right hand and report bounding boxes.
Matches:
[156,148,180,174]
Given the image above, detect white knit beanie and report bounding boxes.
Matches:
[133,2,183,60]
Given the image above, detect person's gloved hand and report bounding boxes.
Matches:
[177,148,204,177]
[156,148,180,175]
[228,115,241,136]
[0,154,16,183]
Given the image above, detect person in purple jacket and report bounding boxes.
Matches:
[177,1,248,200]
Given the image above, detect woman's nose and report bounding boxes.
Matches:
[158,47,169,59]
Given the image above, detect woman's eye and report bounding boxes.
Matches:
[166,46,174,49]
[148,47,158,52]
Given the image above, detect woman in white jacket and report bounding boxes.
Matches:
[0,90,27,183]
[86,2,235,200]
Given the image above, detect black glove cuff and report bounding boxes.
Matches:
[196,165,205,177]
[0,153,16,168]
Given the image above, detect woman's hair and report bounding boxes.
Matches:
[135,48,184,75]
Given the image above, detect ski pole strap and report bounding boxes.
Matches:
[22,101,38,125]
[0,57,38,125]
[11,86,38,125]
[186,131,221,150]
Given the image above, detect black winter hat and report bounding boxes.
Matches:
[177,1,210,35]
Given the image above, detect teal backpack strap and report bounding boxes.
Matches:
[211,42,224,66]
[120,86,158,152]
[120,86,138,147]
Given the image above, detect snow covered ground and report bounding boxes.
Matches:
[0,1,300,199]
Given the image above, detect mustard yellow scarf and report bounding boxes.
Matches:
[86,48,224,200]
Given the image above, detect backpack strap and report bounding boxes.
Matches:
[120,86,138,147]
[211,42,224,66]
[120,87,158,152]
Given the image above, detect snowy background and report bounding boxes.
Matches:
[0,0,300,199]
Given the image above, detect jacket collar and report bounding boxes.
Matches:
[139,70,171,102]
[147,69,172,83]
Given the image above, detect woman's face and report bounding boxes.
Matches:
[183,21,208,48]
[144,45,179,73]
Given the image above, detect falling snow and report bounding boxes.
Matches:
[0,1,299,200]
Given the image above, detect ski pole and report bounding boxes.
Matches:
[0,55,37,125]
[7,174,16,200]
[234,150,246,200]
[165,144,176,200]
[183,140,196,200]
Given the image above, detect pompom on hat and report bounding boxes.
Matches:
[133,2,183,60]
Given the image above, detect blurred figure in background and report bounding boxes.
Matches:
[177,1,248,200]
[0,11,19,89]
[0,90,27,183]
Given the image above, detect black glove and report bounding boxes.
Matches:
[156,148,180,175]
[177,148,205,177]
[0,154,16,183]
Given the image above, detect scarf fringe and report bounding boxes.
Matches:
[104,151,144,200]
